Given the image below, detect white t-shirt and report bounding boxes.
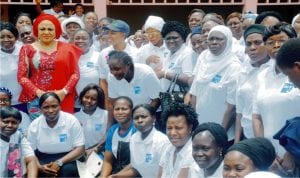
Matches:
[108,63,162,106]
[18,111,31,136]
[98,44,138,80]
[253,61,300,157]
[75,107,108,149]
[188,161,223,178]
[76,49,101,94]
[130,128,170,178]
[161,45,194,91]
[0,131,34,177]
[27,111,85,154]
[236,58,272,138]
[0,45,22,105]
[190,61,241,139]
[43,8,64,16]
[135,42,169,68]
[159,138,195,178]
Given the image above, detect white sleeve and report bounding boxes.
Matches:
[98,51,109,80]
[70,118,85,147]
[107,75,118,99]
[21,136,35,157]
[26,121,38,150]
[143,70,162,99]
[181,52,194,77]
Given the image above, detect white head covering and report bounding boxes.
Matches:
[292,13,300,28]
[61,16,85,34]
[245,171,281,178]
[196,25,240,82]
[144,15,165,32]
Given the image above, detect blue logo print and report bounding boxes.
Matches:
[59,134,67,142]
[87,62,94,68]
[134,86,141,94]
[145,153,152,163]
[281,83,294,93]
[95,124,102,131]
[211,74,222,83]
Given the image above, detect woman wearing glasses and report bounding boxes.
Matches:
[252,22,300,176]
[189,25,241,144]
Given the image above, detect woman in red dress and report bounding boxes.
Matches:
[17,14,82,114]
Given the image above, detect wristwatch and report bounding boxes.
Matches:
[55,160,64,167]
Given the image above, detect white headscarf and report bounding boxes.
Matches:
[292,13,300,28]
[144,15,165,32]
[61,16,85,34]
[196,25,240,82]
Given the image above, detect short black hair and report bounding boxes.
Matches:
[263,22,297,42]
[0,106,22,122]
[39,92,61,108]
[73,3,84,11]
[161,102,199,131]
[13,12,32,26]
[113,96,133,110]
[50,0,63,8]
[132,104,156,116]
[0,22,19,39]
[188,9,206,19]
[78,83,105,109]
[276,38,300,69]
[255,11,283,24]
[192,122,228,154]
[161,21,189,42]
[108,50,134,66]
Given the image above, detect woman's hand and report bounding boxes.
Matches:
[36,89,46,98]
[54,89,67,102]
[39,162,58,176]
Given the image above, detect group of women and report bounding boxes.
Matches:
[1,7,300,178]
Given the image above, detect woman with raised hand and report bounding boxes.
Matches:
[27,92,85,177]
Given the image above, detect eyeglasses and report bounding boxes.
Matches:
[265,39,288,47]
[207,37,225,42]
[0,98,10,103]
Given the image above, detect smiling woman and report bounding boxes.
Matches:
[17,14,82,117]
[27,92,85,177]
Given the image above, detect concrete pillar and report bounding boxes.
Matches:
[243,0,258,13]
[93,0,107,18]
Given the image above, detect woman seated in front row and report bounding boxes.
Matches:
[100,96,137,177]
[27,92,85,177]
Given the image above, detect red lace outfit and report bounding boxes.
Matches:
[17,41,82,113]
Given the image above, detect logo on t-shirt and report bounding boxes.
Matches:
[145,153,152,163]
[280,83,294,93]
[134,86,141,94]
[86,61,94,68]
[211,74,222,83]
[95,124,102,131]
[59,134,67,142]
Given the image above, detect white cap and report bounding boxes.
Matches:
[245,171,281,178]
[61,16,85,34]
[144,15,165,32]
